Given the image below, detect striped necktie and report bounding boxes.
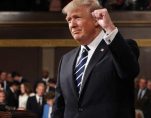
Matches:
[74,47,89,94]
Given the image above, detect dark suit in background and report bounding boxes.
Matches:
[6,88,18,108]
[26,96,45,118]
[135,88,151,118]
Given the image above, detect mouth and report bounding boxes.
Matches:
[72,30,81,35]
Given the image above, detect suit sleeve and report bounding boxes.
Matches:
[109,32,140,79]
[26,97,32,111]
[51,57,65,118]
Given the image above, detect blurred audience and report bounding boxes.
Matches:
[41,70,51,85]
[135,77,151,118]
[147,80,151,91]
[26,82,46,118]
[0,71,9,91]
[47,79,56,93]
[42,92,55,118]
[36,70,56,93]
[5,81,20,109]
[49,0,61,11]
[0,90,16,111]
[18,82,33,110]
[3,69,151,118]
[1,0,151,11]
[0,90,7,111]
[12,71,28,85]
[6,72,14,84]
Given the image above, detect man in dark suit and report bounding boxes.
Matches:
[51,0,139,118]
[6,81,20,109]
[12,71,28,84]
[26,82,46,118]
[135,77,151,118]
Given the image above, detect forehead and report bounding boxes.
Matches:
[37,84,45,89]
[66,6,90,18]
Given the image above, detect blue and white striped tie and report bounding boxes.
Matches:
[74,47,89,94]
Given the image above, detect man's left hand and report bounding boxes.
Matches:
[92,8,116,34]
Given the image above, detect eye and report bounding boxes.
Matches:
[75,16,81,20]
[66,17,71,23]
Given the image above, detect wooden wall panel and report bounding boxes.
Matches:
[0,47,42,86]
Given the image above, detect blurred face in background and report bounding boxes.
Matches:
[0,72,7,81]
[42,70,49,78]
[20,84,26,94]
[0,91,6,103]
[36,83,45,96]
[47,99,54,106]
[14,75,21,81]
[6,73,13,82]
[147,81,151,90]
[139,78,147,89]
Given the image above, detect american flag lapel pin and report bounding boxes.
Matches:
[100,48,104,52]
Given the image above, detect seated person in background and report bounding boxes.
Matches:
[35,70,50,92]
[26,82,46,118]
[18,82,33,110]
[42,92,55,118]
[135,77,151,118]
[147,80,151,91]
[47,79,56,93]
[0,71,9,91]
[0,90,15,111]
[0,90,7,111]
[6,72,14,86]
[5,81,20,109]
[41,70,50,85]
[12,71,27,84]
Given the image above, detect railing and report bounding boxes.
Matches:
[0,39,150,47]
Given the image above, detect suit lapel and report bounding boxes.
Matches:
[79,40,109,97]
[68,47,80,99]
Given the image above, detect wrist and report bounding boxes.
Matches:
[104,23,116,34]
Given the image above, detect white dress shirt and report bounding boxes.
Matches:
[76,28,118,92]
[137,88,147,99]
[36,94,43,105]
[48,106,52,118]
[18,94,29,109]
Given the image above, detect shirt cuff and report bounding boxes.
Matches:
[103,28,118,45]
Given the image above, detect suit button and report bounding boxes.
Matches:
[78,108,84,112]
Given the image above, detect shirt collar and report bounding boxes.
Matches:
[81,30,105,51]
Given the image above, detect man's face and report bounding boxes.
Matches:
[42,70,49,78]
[47,99,54,106]
[36,84,45,96]
[139,79,147,89]
[0,72,7,81]
[14,76,20,81]
[66,6,99,45]
[147,82,151,90]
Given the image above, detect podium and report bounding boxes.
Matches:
[0,111,37,118]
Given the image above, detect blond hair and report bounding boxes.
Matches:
[62,0,102,14]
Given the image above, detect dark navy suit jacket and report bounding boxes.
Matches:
[52,32,139,118]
